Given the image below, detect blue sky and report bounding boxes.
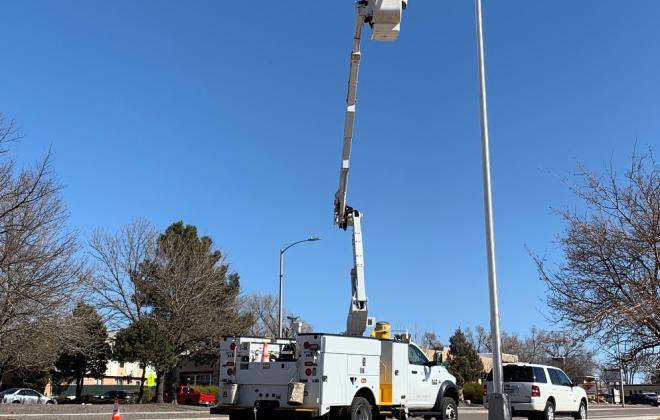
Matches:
[2,1,659,344]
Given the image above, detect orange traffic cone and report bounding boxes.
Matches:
[111,399,121,420]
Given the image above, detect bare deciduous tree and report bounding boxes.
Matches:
[541,331,597,379]
[514,326,548,364]
[465,325,491,353]
[243,293,313,338]
[0,114,80,385]
[470,325,597,379]
[535,151,660,361]
[86,219,156,329]
[85,219,156,400]
[420,331,443,351]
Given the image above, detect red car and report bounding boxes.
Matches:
[176,386,216,406]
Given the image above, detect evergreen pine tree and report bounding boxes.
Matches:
[113,319,175,403]
[447,328,484,388]
[136,221,251,402]
[52,303,110,401]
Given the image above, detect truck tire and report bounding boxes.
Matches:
[541,400,555,420]
[229,411,256,420]
[348,396,372,420]
[573,400,587,419]
[440,397,458,420]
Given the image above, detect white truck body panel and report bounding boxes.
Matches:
[322,335,380,413]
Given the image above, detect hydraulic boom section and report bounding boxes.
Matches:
[334,0,405,337]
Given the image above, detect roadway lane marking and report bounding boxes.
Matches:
[118,418,223,420]
[589,416,660,419]
[591,406,660,410]
[0,412,212,417]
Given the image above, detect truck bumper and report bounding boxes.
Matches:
[210,405,319,419]
[509,400,547,415]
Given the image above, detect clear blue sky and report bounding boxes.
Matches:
[2,1,659,344]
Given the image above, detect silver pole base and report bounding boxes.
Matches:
[488,393,512,420]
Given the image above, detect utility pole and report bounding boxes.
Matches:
[616,336,625,407]
[474,0,510,419]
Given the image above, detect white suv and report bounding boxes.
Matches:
[484,363,588,420]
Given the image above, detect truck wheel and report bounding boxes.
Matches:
[440,397,458,420]
[573,401,587,419]
[348,396,372,420]
[229,411,256,420]
[542,400,555,420]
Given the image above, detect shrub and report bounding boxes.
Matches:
[192,385,218,396]
[462,382,483,404]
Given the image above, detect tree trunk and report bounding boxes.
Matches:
[137,361,147,403]
[167,368,178,405]
[156,370,165,403]
[75,376,84,402]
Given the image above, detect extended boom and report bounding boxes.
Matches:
[334,0,404,336]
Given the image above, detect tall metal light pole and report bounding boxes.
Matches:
[474,0,510,419]
[279,237,320,338]
[615,329,625,407]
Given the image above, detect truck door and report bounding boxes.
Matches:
[553,368,580,412]
[548,368,572,412]
[406,344,434,409]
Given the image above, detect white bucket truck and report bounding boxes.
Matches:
[211,2,458,418]
[212,332,458,419]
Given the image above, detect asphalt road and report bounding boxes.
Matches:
[0,404,658,420]
[0,404,214,420]
[453,405,660,420]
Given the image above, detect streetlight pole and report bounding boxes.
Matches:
[615,331,625,407]
[474,0,510,419]
[279,237,320,338]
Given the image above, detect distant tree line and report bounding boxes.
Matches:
[435,326,597,390]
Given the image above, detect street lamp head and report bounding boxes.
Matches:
[278,235,321,337]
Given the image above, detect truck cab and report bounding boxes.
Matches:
[406,342,455,410]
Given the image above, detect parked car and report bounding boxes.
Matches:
[484,363,588,420]
[94,390,135,403]
[625,392,659,406]
[176,386,216,406]
[0,388,57,404]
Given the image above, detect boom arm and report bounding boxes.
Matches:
[334,7,365,231]
[335,0,404,337]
